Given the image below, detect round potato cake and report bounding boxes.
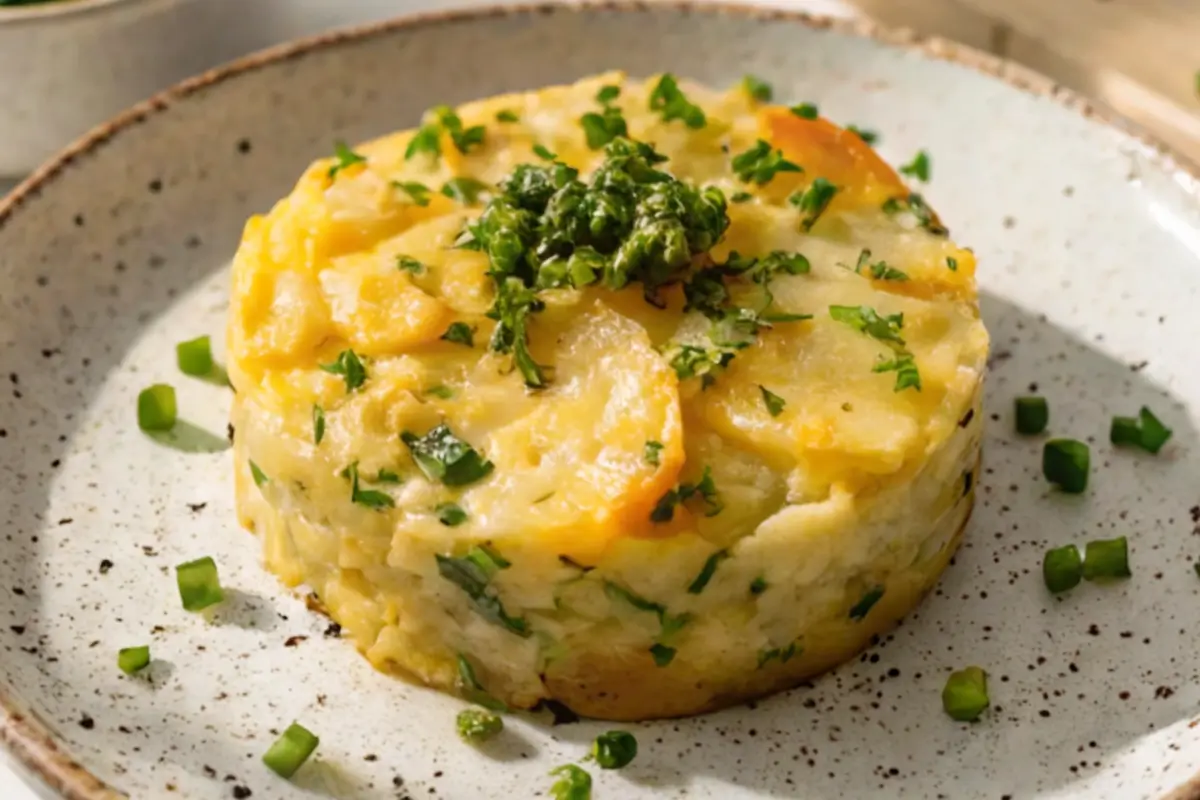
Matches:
[227,72,988,720]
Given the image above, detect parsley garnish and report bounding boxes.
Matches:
[790,103,819,120]
[495,109,519,123]
[899,150,931,182]
[328,141,366,179]
[687,550,728,594]
[580,106,628,149]
[758,642,799,668]
[830,305,921,391]
[760,386,786,416]
[441,177,490,205]
[730,191,752,203]
[644,440,664,466]
[845,125,878,145]
[946,256,958,271]
[853,248,907,281]
[849,586,885,620]
[882,193,947,235]
[312,404,325,445]
[436,502,468,526]
[651,466,723,522]
[596,85,621,104]
[668,344,734,386]
[532,144,558,161]
[342,462,395,510]
[392,180,431,206]
[648,74,706,128]
[441,322,475,347]
[319,349,367,392]
[375,468,401,483]
[437,548,528,636]
[396,255,424,274]
[750,576,768,595]
[404,123,441,161]
[742,74,773,102]
[649,644,676,667]
[731,139,803,185]
[487,277,548,388]
[402,424,494,486]
[791,178,838,231]
[425,384,454,399]
[434,106,486,154]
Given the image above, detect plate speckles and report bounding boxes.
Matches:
[1,4,1200,799]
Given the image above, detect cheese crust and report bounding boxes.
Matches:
[227,72,988,720]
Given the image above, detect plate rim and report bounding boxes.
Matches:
[1,3,1198,798]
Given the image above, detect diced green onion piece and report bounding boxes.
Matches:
[1042,439,1089,493]
[137,384,177,431]
[942,666,989,722]
[1110,416,1140,446]
[1014,396,1048,435]
[175,556,224,611]
[549,764,592,800]
[456,707,503,743]
[117,645,151,675]
[592,730,638,769]
[1082,537,1131,580]
[262,722,320,779]
[1111,407,1172,454]
[176,335,214,376]
[1042,545,1082,593]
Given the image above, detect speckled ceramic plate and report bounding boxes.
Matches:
[3,4,1200,799]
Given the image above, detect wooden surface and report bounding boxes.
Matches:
[846,0,1200,165]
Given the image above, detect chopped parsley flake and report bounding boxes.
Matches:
[731,139,803,185]
[328,141,366,179]
[730,191,753,203]
[580,106,629,150]
[742,74,773,102]
[438,548,528,636]
[404,122,442,161]
[790,102,819,119]
[882,193,947,235]
[342,462,395,510]
[791,177,838,231]
[436,502,468,527]
[319,349,367,392]
[312,404,325,445]
[848,586,884,620]
[946,256,958,271]
[440,321,475,347]
[649,643,677,666]
[393,180,432,206]
[396,255,424,273]
[495,109,520,123]
[845,125,878,145]
[441,177,491,205]
[750,576,768,595]
[374,468,401,484]
[899,149,931,182]
[854,249,908,281]
[644,440,664,466]
[757,641,799,668]
[597,84,621,104]
[435,106,486,154]
[830,305,921,391]
[651,466,723,522]
[760,386,786,416]
[425,384,454,399]
[402,424,494,486]
[532,143,558,161]
[648,73,706,129]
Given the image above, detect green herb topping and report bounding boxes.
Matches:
[456,708,503,743]
[1110,407,1172,454]
[581,106,629,150]
[441,321,476,347]
[435,105,486,154]
[750,576,768,595]
[649,643,677,666]
[118,645,151,675]
[319,349,367,392]
[651,466,723,522]
[848,586,884,620]
[312,404,325,445]
[328,141,366,179]
[757,641,799,668]
[457,653,508,711]
[396,255,424,273]
[426,384,454,400]
[731,139,803,185]
[175,556,224,612]
[249,460,268,487]
[1043,545,1083,593]
[845,125,878,145]
[687,550,729,594]
[393,180,432,206]
[730,191,753,203]
[942,667,989,722]
[549,764,592,800]
[437,547,529,636]
[436,502,468,527]
[946,256,958,271]
[853,248,907,281]
[262,722,320,779]
[790,103,819,120]
[791,177,838,231]
[496,109,520,123]
[442,177,491,205]
[829,305,921,391]
[1015,396,1048,435]
[342,462,395,510]
[760,386,786,416]
[1043,439,1089,493]
[1083,537,1131,580]
[137,384,177,431]
[644,440,664,466]
[176,335,213,377]
[596,85,621,104]
[374,468,401,483]
[882,193,947,235]
[648,73,706,128]
[899,150,931,182]
[405,122,442,161]
[592,730,638,769]
[532,143,558,161]
[402,424,494,486]
[742,74,773,102]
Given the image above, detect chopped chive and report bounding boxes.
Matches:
[175,556,224,611]
[899,150,931,182]
[1043,439,1089,493]
[436,502,468,527]
[759,386,786,416]
[1110,407,1172,454]
[1082,537,1130,580]
[750,576,768,595]
[343,462,395,510]
[790,102,819,120]
[1015,396,1048,435]
[117,645,150,675]
[456,707,503,743]
[249,460,268,487]
[328,141,366,179]
[644,440,664,466]
[592,730,638,769]
[742,74,773,102]
[532,144,557,161]
[1042,544,1082,593]
[176,336,213,376]
[649,643,676,667]
[137,384,177,431]
[686,550,727,594]
[942,666,989,722]
[848,586,884,620]
[457,653,508,711]
[1110,416,1140,447]
[312,405,325,445]
[262,722,319,779]
[549,764,592,800]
